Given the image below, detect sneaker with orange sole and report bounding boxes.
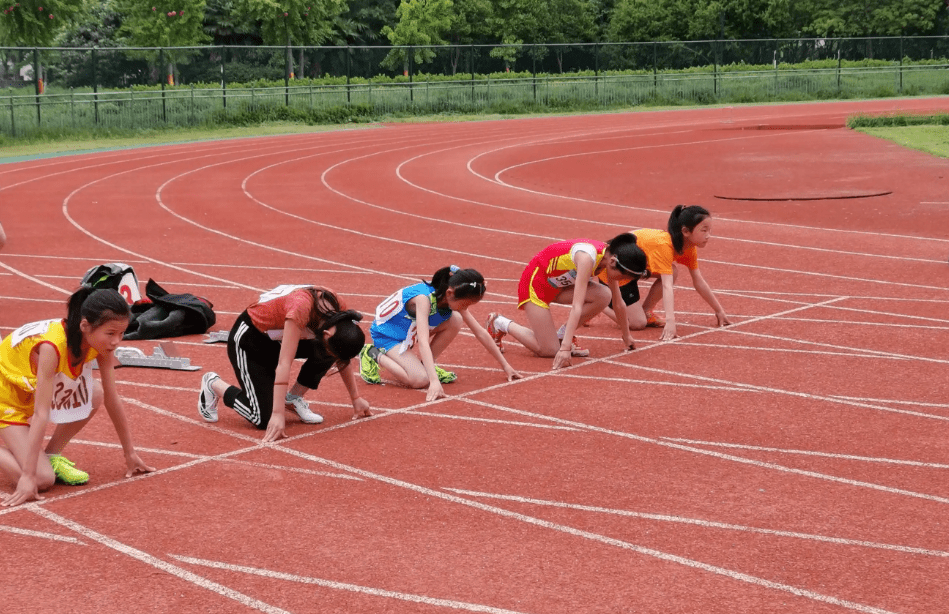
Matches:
[645,312,665,328]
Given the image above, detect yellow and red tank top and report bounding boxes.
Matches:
[531,239,607,288]
[0,319,98,424]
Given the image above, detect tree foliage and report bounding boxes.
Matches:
[1,0,82,46]
[235,0,345,45]
[380,0,452,71]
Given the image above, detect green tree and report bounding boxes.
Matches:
[116,0,210,84]
[380,0,453,74]
[444,0,492,73]
[1,0,82,88]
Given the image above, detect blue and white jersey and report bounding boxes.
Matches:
[369,283,453,354]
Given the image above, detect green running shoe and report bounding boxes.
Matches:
[435,365,457,384]
[360,344,381,384]
[49,454,89,485]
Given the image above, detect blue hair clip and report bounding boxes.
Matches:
[449,265,460,273]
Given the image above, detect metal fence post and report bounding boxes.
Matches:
[70,88,75,129]
[653,42,658,91]
[899,35,904,94]
[33,48,41,127]
[9,95,14,137]
[594,42,599,99]
[346,45,352,104]
[221,45,227,111]
[93,47,100,125]
[285,44,291,106]
[160,47,167,123]
[408,45,414,103]
[532,53,537,101]
[190,84,195,123]
[470,45,475,103]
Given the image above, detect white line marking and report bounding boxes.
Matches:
[31,508,292,614]
[0,523,86,545]
[445,488,949,558]
[169,555,531,614]
[658,438,949,469]
[265,447,898,613]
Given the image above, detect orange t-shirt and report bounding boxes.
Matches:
[598,229,698,285]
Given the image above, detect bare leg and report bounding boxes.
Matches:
[378,315,462,388]
[0,425,56,490]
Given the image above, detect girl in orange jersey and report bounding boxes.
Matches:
[487,233,647,370]
[0,287,155,507]
[602,205,731,341]
[197,285,371,442]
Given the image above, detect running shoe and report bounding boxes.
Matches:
[435,365,457,384]
[486,313,506,352]
[198,371,220,422]
[285,394,324,424]
[570,337,590,358]
[49,454,89,485]
[645,312,665,328]
[359,344,381,384]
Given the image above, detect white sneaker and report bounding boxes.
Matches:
[285,394,324,424]
[198,372,220,422]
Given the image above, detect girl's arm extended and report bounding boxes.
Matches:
[1,345,56,507]
[98,352,156,477]
[338,361,372,419]
[460,309,522,381]
[264,319,303,442]
[689,268,730,327]
[555,252,595,369]
[412,295,445,402]
[659,273,677,341]
[608,280,635,350]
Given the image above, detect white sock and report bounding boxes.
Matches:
[557,324,566,340]
[494,315,512,333]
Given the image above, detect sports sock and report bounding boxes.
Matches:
[494,315,512,333]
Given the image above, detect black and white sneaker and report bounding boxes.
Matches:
[198,372,221,422]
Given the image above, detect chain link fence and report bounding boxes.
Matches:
[2,36,948,138]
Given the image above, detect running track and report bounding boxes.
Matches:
[2,98,949,613]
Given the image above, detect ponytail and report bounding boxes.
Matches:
[65,287,131,360]
[668,205,710,254]
[426,265,487,301]
[606,233,647,278]
[321,310,365,363]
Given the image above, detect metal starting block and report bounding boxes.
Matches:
[95,342,201,371]
[203,330,229,344]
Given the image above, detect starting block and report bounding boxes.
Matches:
[95,342,201,371]
[203,330,229,344]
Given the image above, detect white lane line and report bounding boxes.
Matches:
[460,396,949,505]
[169,555,531,614]
[401,410,582,431]
[267,446,898,614]
[0,261,71,295]
[0,523,86,545]
[658,438,949,469]
[829,396,949,409]
[31,508,292,614]
[444,488,949,559]
[606,361,949,422]
[66,439,362,480]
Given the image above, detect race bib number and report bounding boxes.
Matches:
[374,289,407,325]
[10,319,56,347]
[49,363,95,424]
[547,271,578,288]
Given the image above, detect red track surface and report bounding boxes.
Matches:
[2,98,949,613]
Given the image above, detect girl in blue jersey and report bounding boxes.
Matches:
[359,267,522,401]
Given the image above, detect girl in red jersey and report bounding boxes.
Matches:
[486,233,647,370]
[197,285,370,442]
[602,205,731,341]
[0,287,155,507]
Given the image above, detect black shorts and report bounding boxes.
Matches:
[605,279,641,309]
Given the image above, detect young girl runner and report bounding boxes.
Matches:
[601,205,731,341]
[486,233,647,370]
[0,287,155,507]
[198,285,370,442]
[359,267,522,402]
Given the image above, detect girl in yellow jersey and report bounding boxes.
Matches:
[0,287,154,507]
[601,205,731,341]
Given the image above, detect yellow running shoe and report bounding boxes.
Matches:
[49,454,89,485]
[359,344,381,384]
[435,365,457,384]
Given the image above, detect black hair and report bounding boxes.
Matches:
[426,266,487,302]
[303,287,364,363]
[66,287,131,360]
[668,205,711,254]
[605,233,647,278]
